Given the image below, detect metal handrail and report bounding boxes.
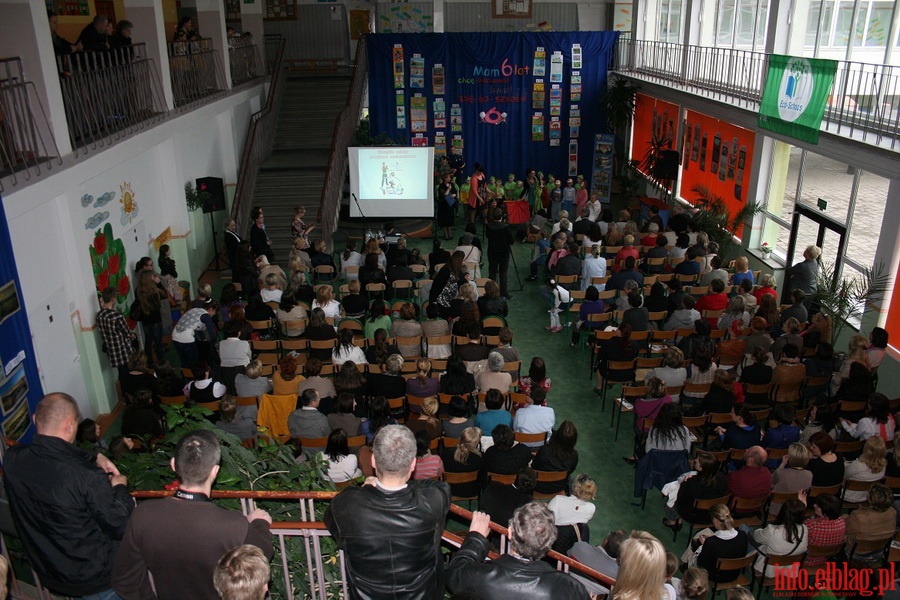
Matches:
[229,42,265,87]
[167,37,229,109]
[232,37,286,236]
[318,37,369,250]
[0,57,61,190]
[56,45,168,156]
[614,38,900,149]
[122,489,616,599]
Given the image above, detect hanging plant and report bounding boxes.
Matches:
[184,182,211,212]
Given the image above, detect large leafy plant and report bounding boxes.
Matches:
[688,185,764,258]
[810,260,891,345]
[117,405,342,599]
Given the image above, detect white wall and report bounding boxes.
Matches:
[2,84,266,415]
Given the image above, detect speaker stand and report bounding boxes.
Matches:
[209,212,222,272]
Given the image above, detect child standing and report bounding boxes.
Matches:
[544,278,570,333]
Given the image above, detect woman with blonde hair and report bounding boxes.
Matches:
[312,285,340,321]
[604,222,623,247]
[406,358,440,402]
[730,256,754,288]
[611,531,668,600]
[801,311,832,349]
[548,473,597,526]
[363,237,386,269]
[288,238,312,269]
[441,425,483,499]
[407,395,442,440]
[843,436,888,503]
[687,503,749,583]
[680,567,710,600]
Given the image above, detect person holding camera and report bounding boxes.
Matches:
[486,207,514,300]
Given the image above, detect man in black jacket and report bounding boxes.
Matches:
[325,425,450,600]
[447,502,590,599]
[485,208,514,299]
[3,393,134,598]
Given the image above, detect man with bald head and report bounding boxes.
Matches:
[4,393,134,599]
[726,445,772,500]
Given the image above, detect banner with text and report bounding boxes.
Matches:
[758,54,837,144]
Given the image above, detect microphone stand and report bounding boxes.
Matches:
[352,193,372,241]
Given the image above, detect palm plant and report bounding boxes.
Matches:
[810,260,891,345]
[688,185,764,258]
[599,75,639,134]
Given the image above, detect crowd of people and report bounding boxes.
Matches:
[30,171,900,600]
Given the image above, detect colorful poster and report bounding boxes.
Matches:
[532,79,545,109]
[392,44,404,89]
[549,117,561,139]
[568,140,578,176]
[549,51,563,83]
[758,54,837,144]
[410,95,427,132]
[433,64,445,95]
[570,83,582,103]
[450,104,462,132]
[411,135,428,146]
[451,135,464,155]
[433,97,446,129]
[532,113,544,141]
[533,47,546,76]
[572,44,582,70]
[410,55,425,88]
[435,132,446,155]
[570,104,581,138]
[396,89,405,106]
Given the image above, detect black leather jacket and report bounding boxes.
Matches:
[325,479,450,600]
[447,532,591,599]
[3,435,135,596]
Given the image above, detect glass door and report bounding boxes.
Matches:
[785,203,848,286]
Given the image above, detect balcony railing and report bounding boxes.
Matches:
[0,58,60,190]
[167,38,228,109]
[228,36,265,87]
[56,45,168,156]
[319,37,368,250]
[232,37,286,236]
[614,38,900,149]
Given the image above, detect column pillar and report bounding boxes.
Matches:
[196,0,233,88]
[240,0,265,43]
[123,0,175,110]
[0,0,73,156]
[866,178,900,328]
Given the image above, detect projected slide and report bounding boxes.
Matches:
[349,147,434,218]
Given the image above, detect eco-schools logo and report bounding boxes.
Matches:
[777,57,814,123]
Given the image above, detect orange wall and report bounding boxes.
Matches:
[631,93,680,170]
[682,110,755,238]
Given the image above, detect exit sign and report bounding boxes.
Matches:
[817,197,827,210]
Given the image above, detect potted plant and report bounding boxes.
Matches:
[599,76,639,186]
[184,182,211,212]
[688,185,764,259]
[810,261,890,345]
[760,242,772,258]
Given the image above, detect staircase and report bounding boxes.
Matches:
[250,73,351,260]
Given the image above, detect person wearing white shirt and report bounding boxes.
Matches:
[218,325,251,368]
[312,286,341,322]
[586,197,603,222]
[340,241,363,280]
[332,329,368,367]
[548,474,597,526]
[318,429,363,483]
[581,246,607,291]
[512,389,555,447]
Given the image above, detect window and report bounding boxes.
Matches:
[796,153,853,224]
[657,0,685,43]
[846,169,890,267]
[714,0,768,49]
[806,1,822,47]
[832,0,855,48]
[717,0,736,46]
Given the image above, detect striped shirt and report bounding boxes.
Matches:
[413,454,444,481]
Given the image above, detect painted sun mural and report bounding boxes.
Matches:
[119,182,138,226]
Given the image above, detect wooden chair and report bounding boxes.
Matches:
[391,279,414,299]
[532,470,569,500]
[196,401,219,412]
[441,436,460,449]
[835,439,864,454]
[160,395,187,406]
[347,435,367,453]
[682,414,708,446]
[709,552,757,596]
[597,358,637,412]
[281,338,309,355]
[443,471,479,506]
[800,542,845,577]
[396,335,424,358]
[842,479,877,510]
[386,396,407,424]
[481,316,507,331]
[729,495,768,528]
[308,339,337,360]
[235,396,258,407]
[677,494,732,543]
[848,536,892,562]
[365,283,386,298]
[752,551,806,597]
[513,431,547,447]
[766,490,797,522]
[295,436,329,454]
[181,367,195,381]
[487,472,516,485]
[612,385,646,441]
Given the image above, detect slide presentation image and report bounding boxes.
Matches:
[358,148,429,201]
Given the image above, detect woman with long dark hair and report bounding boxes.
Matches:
[664,451,727,531]
[319,428,362,483]
[430,250,467,318]
[334,361,368,418]
[751,499,808,578]
[645,403,690,455]
[439,355,476,396]
[135,270,167,366]
[364,299,392,340]
[841,392,895,442]
[359,396,397,443]
[332,327,367,367]
[532,420,579,494]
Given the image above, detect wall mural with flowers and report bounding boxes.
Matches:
[89,223,129,309]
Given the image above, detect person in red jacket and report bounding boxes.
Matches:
[695,279,729,326]
[614,235,641,272]
[726,446,772,501]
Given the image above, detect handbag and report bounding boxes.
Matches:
[129,299,143,322]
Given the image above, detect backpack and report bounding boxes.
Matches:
[129,299,143,322]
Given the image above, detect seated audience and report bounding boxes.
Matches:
[686,504,748,584]
[390,303,424,358]
[441,426,483,499]
[443,396,475,439]
[843,436,887,503]
[287,390,330,441]
[407,395,443,440]
[184,361,227,405]
[475,389,512,435]
[726,446,772,499]
[799,492,845,566]
[664,451,727,531]
[716,404,760,450]
[273,355,304,397]
[845,483,896,555]
[806,431,845,487]
[215,395,257,442]
[476,352,512,394]
[751,499,808,578]
[406,359,440,401]
[412,431,444,480]
[234,360,271,400]
[478,468,538,528]
[531,421,579,495]
[327,392,362,437]
[512,388,555,447]
[841,392,895,442]
[332,328,367,368]
[122,389,164,440]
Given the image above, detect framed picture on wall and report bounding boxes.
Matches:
[493,0,531,19]
[265,0,297,21]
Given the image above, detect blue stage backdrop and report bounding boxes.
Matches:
[0,194,44,445]
[367,31,619,181]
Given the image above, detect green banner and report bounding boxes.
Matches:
[758,54,837,144]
